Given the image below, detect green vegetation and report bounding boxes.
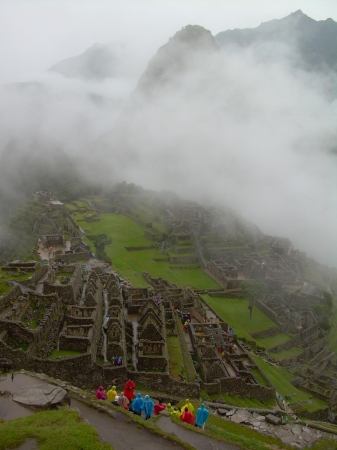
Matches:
[241,280,267,320]
[167,336,184,379]
[70,210,219,289]
[174,315,196,382]
[205,392,276,409]
[0,409,112,450]
[251,355,327,412]
[47,350,86,359]
[0,267,35,296]
[170,413,290,450]
[202,295,276,340]
[270,346,303,361]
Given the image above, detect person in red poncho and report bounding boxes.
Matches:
[124,379,136,401]
[180,407,196,425]
[153,398,166,415]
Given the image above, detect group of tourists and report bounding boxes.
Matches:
[110,355,123,366]
[95,380,210,429]
[168,399,209,429]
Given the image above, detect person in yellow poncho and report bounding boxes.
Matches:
[170,407,182,419]
[107,385,118,402]
[182,399,194,413]
[166,403,173,413]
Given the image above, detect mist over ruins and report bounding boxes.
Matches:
[0,4,337,449]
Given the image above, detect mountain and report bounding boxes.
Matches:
[0,137,92,225]
[49,42,128,80]
[92,25,219,167]
[215,10,337,72]
[135,25,218,96]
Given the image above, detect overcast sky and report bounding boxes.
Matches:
[0,0,337,81]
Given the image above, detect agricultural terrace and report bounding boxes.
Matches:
[251,355,327,412]
[0,267,35,296]
[203,294,328,412]
[201,294,293,348]
[67,203,219,290]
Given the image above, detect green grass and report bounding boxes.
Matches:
[0,267,36,296]
[270,346,303,361]
[205,414,292,450]
[202,295,277,339]
[167,336,184,379]
[69,210,219,290]
[0,409,112,450]
[170,412,291,450]
[207,392,276,409]
[47,350,86,359]
[256,333,292,350]
[251,354,327,412]
[251,368,269,387]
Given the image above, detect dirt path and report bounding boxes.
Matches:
[71,398,185,450]
[156,416,239,450]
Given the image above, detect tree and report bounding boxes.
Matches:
[241,281,267,319]
[87,234,112,262]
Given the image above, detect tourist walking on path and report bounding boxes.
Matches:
[131,393,144,415]
[181,407,195,425]
[143,395,154,420]
[195,403,209,430]
[124,379,135,401]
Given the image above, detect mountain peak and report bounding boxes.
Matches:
[136,25,218,96]
[292,9,304,16]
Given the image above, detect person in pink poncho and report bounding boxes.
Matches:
[95,386,107,400]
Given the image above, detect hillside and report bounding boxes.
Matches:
[215,10,337,72]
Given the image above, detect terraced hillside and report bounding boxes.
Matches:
[0,200,62,261]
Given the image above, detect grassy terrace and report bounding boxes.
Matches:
[251,355,327,412]
[167,336,184,379]
[0,409,111,450]
[270,347,303,361]
[0,267,36,296]
[201,294,280,343]
[69,207,219,290]
[47,349,86,359]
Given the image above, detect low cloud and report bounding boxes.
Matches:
[0,29,336,266]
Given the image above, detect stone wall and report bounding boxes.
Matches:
[124,245,154,251]
[55,252,89,262]
[127,370,200,398]
[169,256,198,264]
[201,377,275,401]
[59,335,90,352]
[28,265,48,284]
[250,327,282,339]
[268,336,299,353]
[0,286,22,311]
[0,320,34,344]
[137,355,168,372]
[255,299,280,324]
[43,265,82,303]
[0,339,129,389]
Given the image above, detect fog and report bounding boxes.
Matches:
[0,1,336,267]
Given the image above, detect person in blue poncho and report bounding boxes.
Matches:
[142,394,154,420]
[195,403,209,430]
[131,393,144,416]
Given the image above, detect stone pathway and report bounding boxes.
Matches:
[213,404,337,448]
[156,414,239,450]
[16,438,38,450]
